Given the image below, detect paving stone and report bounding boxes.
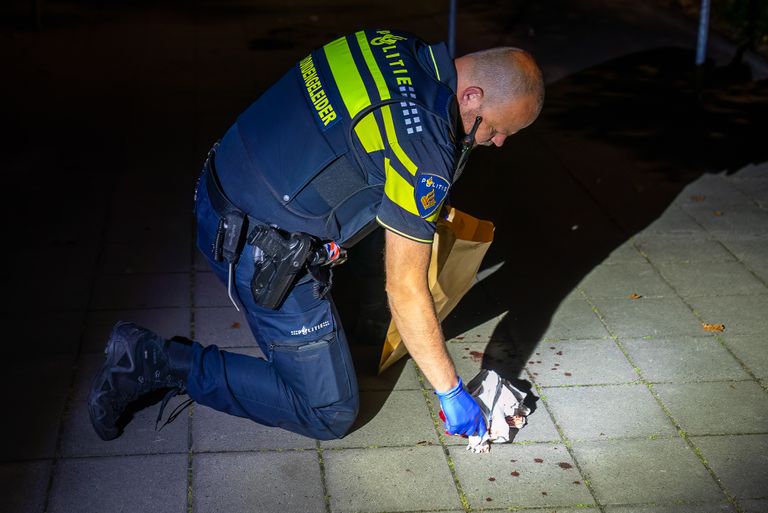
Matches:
[324,446,460,512]
[604,239,646,264]
[193,246,213,272]
[634,235,735,263]
[578,262,675,298]
[543,384,676,440]
[510,411,563,443]
[730,174,768,208]
[446,311,508,342]
[675,174,754,208]
[194,451,324,513]
[110,173,194,214]
[0,310,86,355]
[194,306,257,347]
[592,297,703,338]
[448,341,528,385]
[681,204,768,237]
[351,345,421,391]
[0,354,74,402]
[524,340,637,386]
[572,438,723,504]
[0,271,93,312]
[657,261,766,297]
[322,390,438,449]
[623,337,751,382]
[0,356,71,461]
[540,297,611,340]
[692,434,768,500]
[100,242,192,274]
[450,443,594,509]
[59,395,190,457]
[719,237,768,283]
[81,307,191,353]
[511,509,599,513]
[105,212,193,246]
[720,335,768,378]
[91,273,190,309]
[643,204,709,235]
[191,403,316,452]
[193,271,232,307]
[742,499,768,513]
[688,296,768,336]
[0,460,52,513]
[604,504,735,513]
[13,241,102,276]
[48,454,187,513]
[653,381,768,435]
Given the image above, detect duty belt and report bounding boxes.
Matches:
[201,145,346,311]
[202,147,252,310]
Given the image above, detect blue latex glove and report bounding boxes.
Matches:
[436,377,488,437]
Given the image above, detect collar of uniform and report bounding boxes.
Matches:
[423,42,457,93]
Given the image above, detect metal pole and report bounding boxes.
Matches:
[448,0,457,58]
[695,0,711,66]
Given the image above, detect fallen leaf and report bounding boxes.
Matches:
[690,195,706,202]
[703,323,725,332]
[629,293,642,300]
[230,322,241,329]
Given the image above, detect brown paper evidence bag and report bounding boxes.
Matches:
[378,207,495,373]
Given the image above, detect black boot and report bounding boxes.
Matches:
[88,321,190,441]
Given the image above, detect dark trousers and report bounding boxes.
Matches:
[186,171,359,440]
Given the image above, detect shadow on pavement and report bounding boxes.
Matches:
[442,47,768,391]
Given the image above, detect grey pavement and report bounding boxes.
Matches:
[2,1,768,512]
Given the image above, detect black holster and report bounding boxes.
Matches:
[248,225,315,310]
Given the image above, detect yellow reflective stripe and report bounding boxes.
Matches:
[428,46,441,81]
[355,32,419,176]
[356,31,390,101]
[355,113,385,153]
[384,157,418,216]
[324,38,384,153]
[376,216,433,244]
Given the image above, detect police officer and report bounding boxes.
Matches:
[88,29,543,441]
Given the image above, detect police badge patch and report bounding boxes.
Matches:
[415,173,450,218]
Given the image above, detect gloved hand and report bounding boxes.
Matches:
[436,377,487,437]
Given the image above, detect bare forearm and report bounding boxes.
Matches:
[384,229,459,391]
[387,282,458,392]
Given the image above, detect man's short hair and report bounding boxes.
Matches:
[465,47,544,113]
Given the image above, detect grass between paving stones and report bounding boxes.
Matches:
[415,367,472,513]
[579,293,750,512]
[315,441,332,513]
[713,332,765,384]
[644,383,744,512]
[528,380,602,510]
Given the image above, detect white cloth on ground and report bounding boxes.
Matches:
[465,369,531,453]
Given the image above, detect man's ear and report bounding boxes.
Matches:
[458,86,484,109]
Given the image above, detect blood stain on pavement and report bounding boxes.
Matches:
[469,351,484,362]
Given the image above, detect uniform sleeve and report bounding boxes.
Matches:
[375,135,456,243]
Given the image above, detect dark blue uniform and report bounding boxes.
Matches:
[191,30,461,439]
